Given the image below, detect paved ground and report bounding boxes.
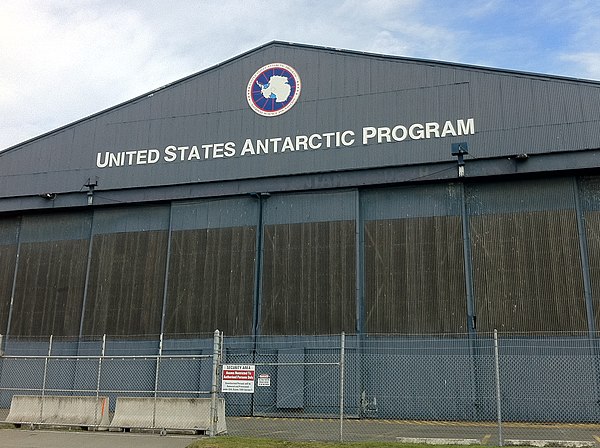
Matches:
[227,417,600,445]
[1,414,599,447]
[0,409,200,447]
[0,429,199,448]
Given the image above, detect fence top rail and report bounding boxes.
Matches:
[0,353,213,360]
[252,362,340,366]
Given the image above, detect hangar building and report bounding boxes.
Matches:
[0,42,599,421]
[1,41,599,339]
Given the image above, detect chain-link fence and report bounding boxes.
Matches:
[1,331,599,444]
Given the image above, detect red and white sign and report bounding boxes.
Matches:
[221,364,255,393]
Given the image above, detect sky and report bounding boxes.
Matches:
[1,0,600,151]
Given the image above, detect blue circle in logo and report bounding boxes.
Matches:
[246,63,301,116]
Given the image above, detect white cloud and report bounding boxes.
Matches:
[0,1,183,149]
[560,52,600,80]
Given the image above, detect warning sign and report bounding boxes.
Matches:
[221,364,255,393]
[257,373,271,387]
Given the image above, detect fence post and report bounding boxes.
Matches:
[94,334,106,426]
[153,333,164,429]
[339,332,345,443]
[39,335,53,423]
[494,329,503,446]
[209,329,221,437]
[0,334,3,356]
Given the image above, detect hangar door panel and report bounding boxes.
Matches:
[585,211,600,331]
[82,206,170,336]
[83,231,168,336]
[468,179,586,333]
[10,213,91,337]
[471,210,586,332]
[0,219,19,336]
[260,191,357,336]
[579,176,600,332]
[364,216,465,334]
[261,220,356,335]
[165,226,256,335]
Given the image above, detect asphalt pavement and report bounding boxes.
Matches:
[0,428,199,448]
[1,416,599,447]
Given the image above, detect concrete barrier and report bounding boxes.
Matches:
[505,439,594,447]
[6,395,110,427]
[397,437,482,445]
[110,397,227,434]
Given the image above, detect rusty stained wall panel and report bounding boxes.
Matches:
[261,221,355,335]
[471,210,586,333]
[578,176,600,332]
[0,218,19,335]
[165,226,256,336]
[364,216,466,334]
[583,211,600,331]
[0,244,16,335]
[82,231,168,336]
[10,239,89,337]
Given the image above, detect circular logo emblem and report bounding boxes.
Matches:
[246,63,301,117]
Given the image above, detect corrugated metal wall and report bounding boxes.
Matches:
[166,226,256,335]
[363,185,466,333]
[364,216,465,333]
[83,231,168,336]
[0,218,19,335]
[468,179,587,332]
[260,191,356,335]
[82,206,169,336]
[10,213,91,336]
[165,198,257,335]
[262,221,355,334]
[0,176,598,338]
[579,176,600,332]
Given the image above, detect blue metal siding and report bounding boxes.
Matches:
[171,197,258,230]
[263,190,356,225]
[92,205,170,234]
[2,43,600,206]
[466,177,576,215]
[362,184,462,219]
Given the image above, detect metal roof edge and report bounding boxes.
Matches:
[285,41,600,85]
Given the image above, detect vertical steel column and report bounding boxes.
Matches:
[5,216,22,341]
[0,333,4,400]
[339,332,346,442]
[252,194,266,338]
[355,189,364,335]
[355,189,366,420]
[460,182,476,334]
[250,194,266,416]
[460,182,480,420]
[209,329,221,437]
[159,203,174,336]
[78,212,95,339]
